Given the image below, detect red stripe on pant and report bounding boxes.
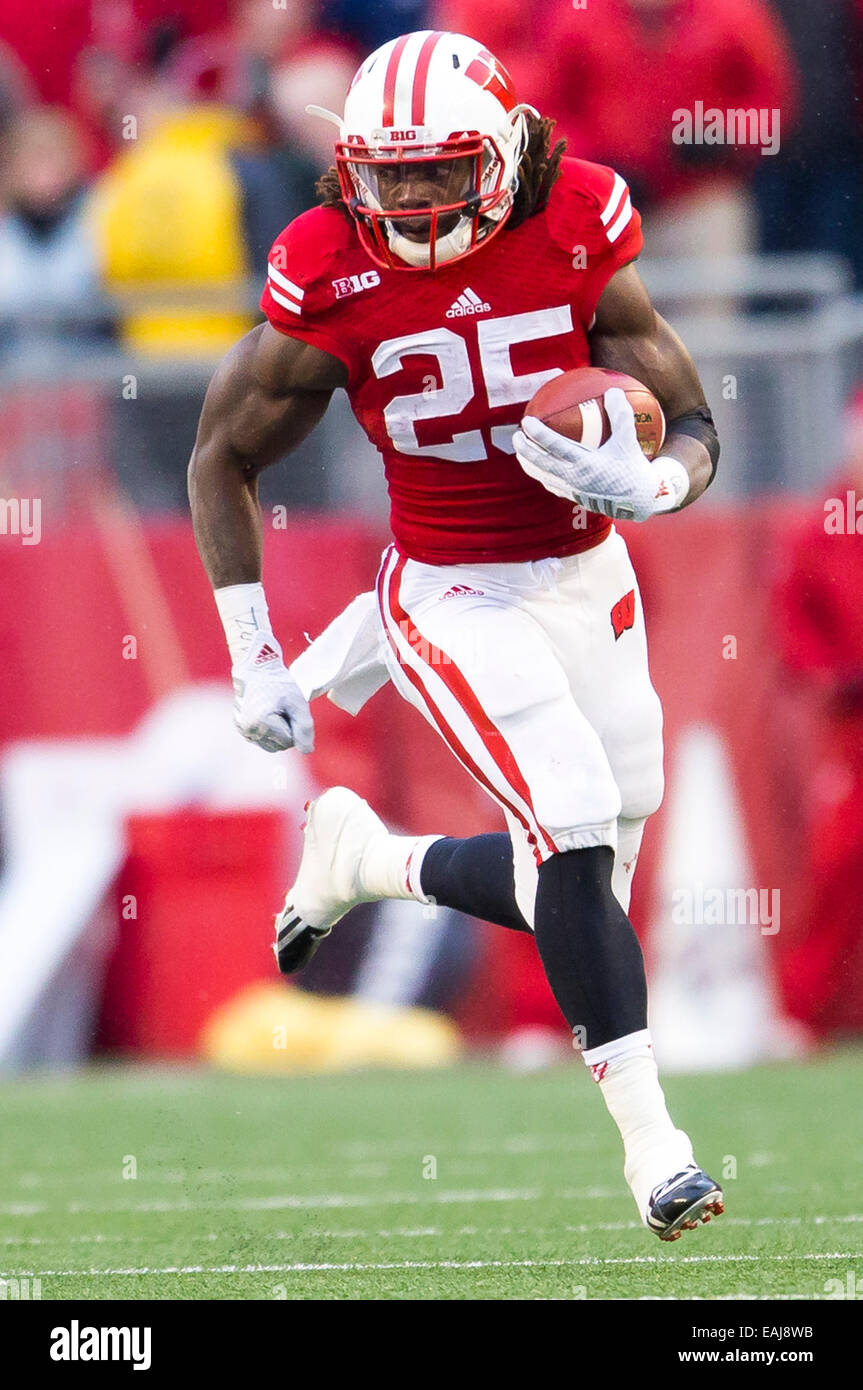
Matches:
[376,558,544,866]
[379,547,556,864]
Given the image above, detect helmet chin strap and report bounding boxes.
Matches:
[385,179,518,268]
[386,215,476,268]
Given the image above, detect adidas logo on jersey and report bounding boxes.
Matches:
[446,288,491,318]
[440,583,485,600]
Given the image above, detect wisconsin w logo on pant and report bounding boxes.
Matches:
[611,589,636,640]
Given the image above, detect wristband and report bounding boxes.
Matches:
[651,455,690,513]
[214,582,274,665]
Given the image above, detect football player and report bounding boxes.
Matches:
[188,31,723,1241]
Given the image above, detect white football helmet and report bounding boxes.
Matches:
[308,31,537,271]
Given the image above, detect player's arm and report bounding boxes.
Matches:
[588,262,719,509]
[514,265,720,522]
[188,322,348,752]
[189,321,347,585]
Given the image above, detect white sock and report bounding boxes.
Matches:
[582,1030,694,1221]
[359,832,443,904]
[611,816,646,915]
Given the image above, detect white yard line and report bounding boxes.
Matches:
[331,1134,598,1159]
[3,1252,863,1279]
[2,1178,862,1221]
[0,1188,544,1216]
[2,1213,862,1249]
[8,1141,600,1190]
[11,1162,396,1189]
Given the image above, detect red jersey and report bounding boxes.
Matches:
[260,157,642,565]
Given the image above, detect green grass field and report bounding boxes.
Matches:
[1,1051,861,1301]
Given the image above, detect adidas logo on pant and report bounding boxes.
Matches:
[440,583,485,600]
[446,288,491,317]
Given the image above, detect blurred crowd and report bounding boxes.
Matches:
[1,1,861,1049]
[0,0,862,360]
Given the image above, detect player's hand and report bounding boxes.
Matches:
[513,387,686,522]
[231,632,315,753]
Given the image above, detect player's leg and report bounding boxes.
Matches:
[376,550,653,1047]
[418,834,530,932]
[280,531,618,955]
[344,545,625,949]
[611,816,647,916]
[281,543,720,1237]
[523,531,722,1237]
[274,791,529,974]
[378,547,721,1235]
[531,841,722,1237]
[502,809,646,931]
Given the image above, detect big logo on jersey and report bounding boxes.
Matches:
[333,270,381,300]
[370,306,574,461]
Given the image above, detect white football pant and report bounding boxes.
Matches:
[375,527,664,928]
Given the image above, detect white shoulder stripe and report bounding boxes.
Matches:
[268,262,305,300]
[268,284,303,316]
[600,172,627,227]
[606,196,632,244]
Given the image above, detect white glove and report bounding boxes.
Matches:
[513,386,689,522]
[231,630,315,754]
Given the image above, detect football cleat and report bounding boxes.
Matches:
[646,1165,724,1242]
[273,909,331,976]
[273,787,391,975]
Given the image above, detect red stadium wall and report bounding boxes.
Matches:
[0,508,847,1050]
[96,809,292,1054]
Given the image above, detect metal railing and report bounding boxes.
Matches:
[1,254,860,511]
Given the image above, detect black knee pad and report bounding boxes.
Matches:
[533,846,647,1046]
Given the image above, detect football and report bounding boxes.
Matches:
[526,367,666,460]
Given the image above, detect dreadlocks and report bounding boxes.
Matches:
[509,113,566,227]
[314,112,566,230]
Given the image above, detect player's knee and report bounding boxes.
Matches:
[520,721,622,850]
[535,770,622,853]
[604,691,664,820]
[536,843,622,919]
[618,762,664,821]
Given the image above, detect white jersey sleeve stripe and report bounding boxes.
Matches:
[268,263,305,300]
[600,172,627,227]
[268,284,303,316]
[606,195,633,244]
